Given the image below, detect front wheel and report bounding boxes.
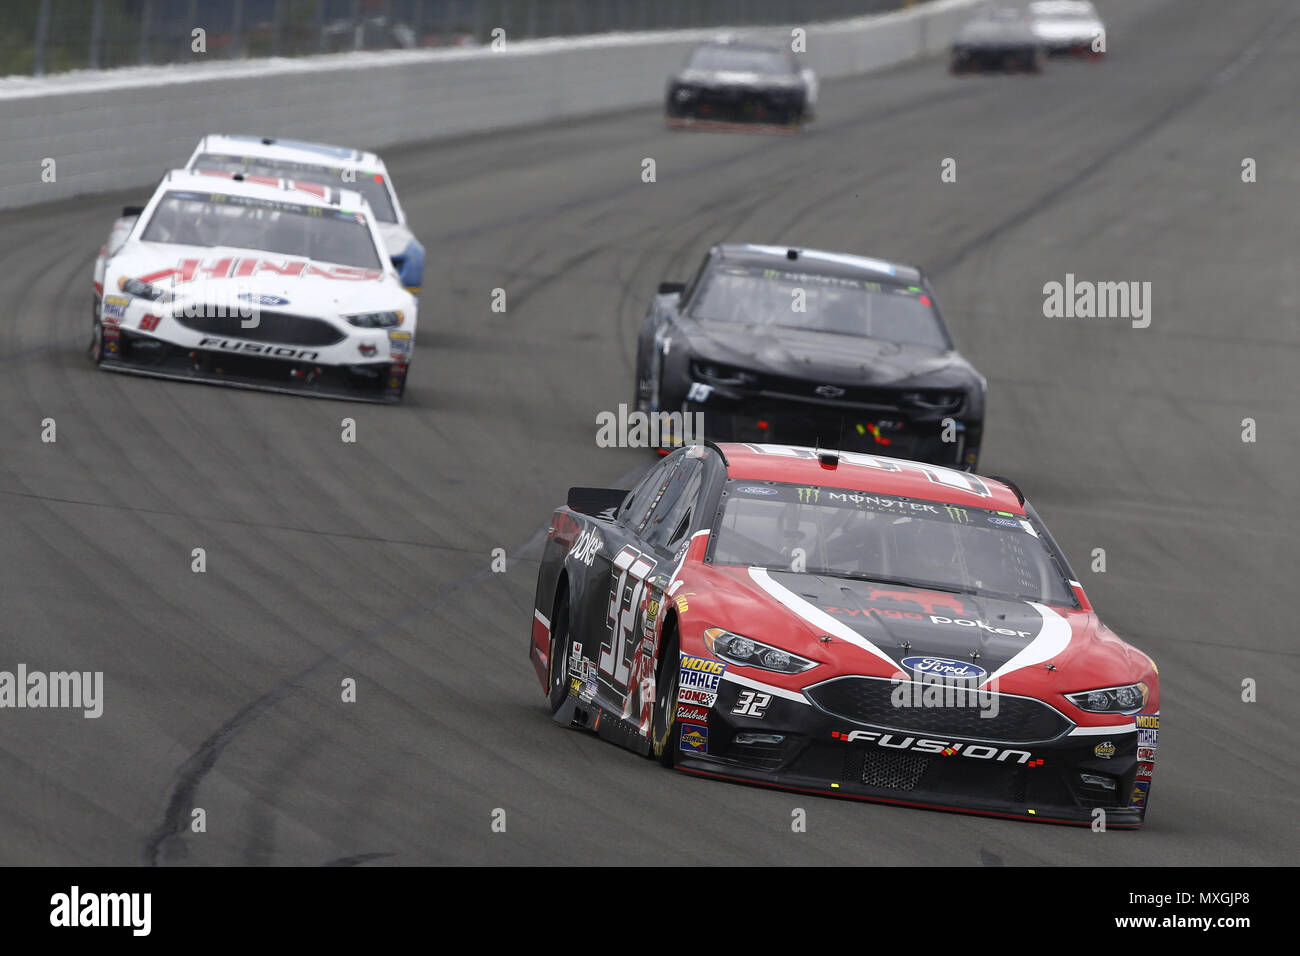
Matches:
[88,298,104,365]
[650,624,680,766]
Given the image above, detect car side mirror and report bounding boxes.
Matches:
[122,205,144,217]
[657,282,685,296]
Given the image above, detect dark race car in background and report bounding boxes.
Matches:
[529,442,1160,827]
[951,5,1046,74]
[666,37,817,129]
[635,244,986,470]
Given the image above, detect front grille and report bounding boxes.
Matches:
[862,749,931,791]
[748,372,962,414]
[807,676,1073,744]
[173,309,345,346]
[750,371,906,407]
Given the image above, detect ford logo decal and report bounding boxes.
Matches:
[902,656,988,681]
[238,293,289,307]
[735,485,778,495]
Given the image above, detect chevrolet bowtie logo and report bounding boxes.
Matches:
[815,384,845,398]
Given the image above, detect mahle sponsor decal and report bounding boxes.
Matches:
[679,655,726,693]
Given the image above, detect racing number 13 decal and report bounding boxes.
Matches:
[602,546,656,693]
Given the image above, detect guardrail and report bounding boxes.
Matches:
[0,0,982,210]
[2,0,926,76]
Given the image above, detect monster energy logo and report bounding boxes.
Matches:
[797,487,820,503]
[944,504,970,523]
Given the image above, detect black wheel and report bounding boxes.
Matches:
[88,297,104,365]
[546,589,573,714]
[650,623,680,766]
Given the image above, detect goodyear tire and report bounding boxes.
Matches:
[547,589,572,714]
[651,624,679,767]
[89,297,104,365]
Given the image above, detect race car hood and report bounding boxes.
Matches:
[697,565,1143,696]
[108,242,410,320]
[680,320,976,389]
[673,68,805,91]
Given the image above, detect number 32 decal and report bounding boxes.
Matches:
[731,691,772,717]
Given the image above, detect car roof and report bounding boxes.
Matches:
[718,443,1025,512]
[697,36,787,53]
[193,134,387,171]
[158,168,372,214]
[1028,1,1096,15]
[714,243,923,284]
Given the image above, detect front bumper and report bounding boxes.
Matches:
[676,678,1147,827]
[100,328,408,403]
[950,46,1042,72]
[675,386,980,470]
[667,87,805,125]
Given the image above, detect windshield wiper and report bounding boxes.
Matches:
[806,570,977,596]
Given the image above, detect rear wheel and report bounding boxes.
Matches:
[546,590,572,714]
[650,624,680,766]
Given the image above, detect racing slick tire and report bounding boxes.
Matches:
[546,588,573,714]
[651,622,680,767]
[88,297,104,365]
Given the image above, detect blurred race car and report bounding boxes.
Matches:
[530,442,1160,827]
[185,134,425,295]
[950,5,1045,73]
[1027,0,1106,56]
[635,244,986,470]
[666,36,817,127]
[90,169,417,402]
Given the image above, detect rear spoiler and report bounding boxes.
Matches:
[567,487,627,519]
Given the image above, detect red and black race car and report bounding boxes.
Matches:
[529,442,1159,826]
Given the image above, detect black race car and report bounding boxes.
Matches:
[666,37,817,127]
[634,245,987,470]
[950,6,1046,74]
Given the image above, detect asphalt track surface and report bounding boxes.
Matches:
[1,0,1297,866]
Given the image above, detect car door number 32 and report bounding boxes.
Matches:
[602,546,656,692]
[732,691,772,717]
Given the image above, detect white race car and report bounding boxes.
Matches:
[91,169,417,403]
[1027,0,1106,56]
[184,134,425,295]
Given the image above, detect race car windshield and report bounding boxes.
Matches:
[711,481,1076,606]
[140,190,383,269]
[687,45,797,75]
[190,153,398,222]
[692,265,948,349]
[1029,1,1097,20]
